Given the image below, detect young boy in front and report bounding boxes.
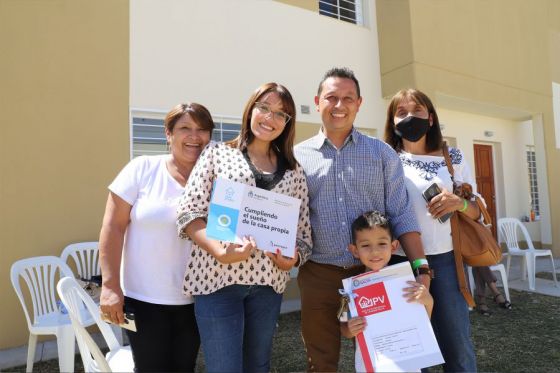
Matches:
[340,211,433,372]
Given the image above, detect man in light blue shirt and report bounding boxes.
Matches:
[294,67,430,372]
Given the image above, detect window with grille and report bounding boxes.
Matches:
[319,0,363,25]
[526,146,540,216]
[131,111,241,158]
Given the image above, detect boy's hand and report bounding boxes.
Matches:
[403,280,433,307]
[347,316,367,337]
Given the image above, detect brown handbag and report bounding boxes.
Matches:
[442,144,502,307]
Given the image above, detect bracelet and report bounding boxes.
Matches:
[414,267,434,279]
[412,258,429,271]
[458,199,468,212]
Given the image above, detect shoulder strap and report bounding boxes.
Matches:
[442,142,455,182]
[444,142,476,307]
[474,196,493,227]
[444,143,492,228]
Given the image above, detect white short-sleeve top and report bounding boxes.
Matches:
[109,155,193,305]
[396,147,477,256]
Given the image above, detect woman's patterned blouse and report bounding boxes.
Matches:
[177,141,312,295]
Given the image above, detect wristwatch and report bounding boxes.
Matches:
[414,267,434,279]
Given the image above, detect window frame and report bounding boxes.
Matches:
[319,0,363,25]
[130,108,241,158]
[526,145,540,217]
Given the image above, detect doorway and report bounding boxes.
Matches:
[473,143,497,238]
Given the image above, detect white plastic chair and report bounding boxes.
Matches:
[61,241,123,345]
[57,277,134,373]
[498,217,558,291]
[61,242,101,281]
[10,256,93,372]
[468,264,511,303]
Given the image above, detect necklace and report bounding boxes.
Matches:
[246,150,276,174]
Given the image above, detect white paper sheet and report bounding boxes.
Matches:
[206,178,301,257]
[342,262,444,372]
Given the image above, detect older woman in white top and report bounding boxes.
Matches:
[99,103,214,372]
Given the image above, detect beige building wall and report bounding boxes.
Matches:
[377,0,560,253]
[131,0,387,132]
[0,1,129,350]
[275,0,318,12]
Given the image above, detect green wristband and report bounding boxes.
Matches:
[412,258,429,271]
[459,199,468,212]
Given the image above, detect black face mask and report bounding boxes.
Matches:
[394,116,431,142]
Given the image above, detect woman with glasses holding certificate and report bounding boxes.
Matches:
[177,82,312,373]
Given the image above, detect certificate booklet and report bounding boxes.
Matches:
[206,178,301,258]
[342,262,444,372]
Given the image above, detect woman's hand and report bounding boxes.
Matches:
[346,316,367,337]
[100,284,125,325]
[98,192,131,326]
[427,187,463,220]
[266,249,298,271]
[214,236,256,264]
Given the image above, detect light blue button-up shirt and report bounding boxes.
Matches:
[294,128,420,267]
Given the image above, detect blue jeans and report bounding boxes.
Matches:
[194,285,283,373]
[428,251,477,372]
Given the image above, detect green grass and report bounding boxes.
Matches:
[10,289,560,372]
[272,289,560,372]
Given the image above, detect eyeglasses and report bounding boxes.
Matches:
[253,102,291,125]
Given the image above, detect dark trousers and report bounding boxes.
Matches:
[124,296,200,372]
[298,260,365,372]
[472,266,497,300]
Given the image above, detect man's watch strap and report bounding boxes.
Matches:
[414,267,434,278]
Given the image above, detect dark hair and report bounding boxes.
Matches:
[383,88,443,153]
[226,82,297,170]
[317,67,361,98]
[164,102,215,134]
[351,211,392,244]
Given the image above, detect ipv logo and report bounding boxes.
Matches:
[354,282,392,316]
[358,295,385,309]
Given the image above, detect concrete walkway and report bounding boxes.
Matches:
[506,255,560,297]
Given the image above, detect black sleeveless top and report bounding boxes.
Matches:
[242,149,287,191]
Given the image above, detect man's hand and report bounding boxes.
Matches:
[416,273,431,289]
[403,280,431,304]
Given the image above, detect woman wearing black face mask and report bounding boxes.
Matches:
[384,89,480,373]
